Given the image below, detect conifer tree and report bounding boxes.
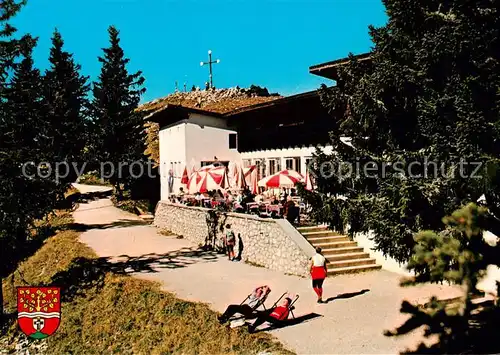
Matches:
[43,29,90,182]
[0,0,34,317]
[385,203,500,353]
[91,26,146,197]
[0,1,59,313]
[305,0,500,264]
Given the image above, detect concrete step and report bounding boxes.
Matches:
[302,230,340,238]
[313,241,358,249]
[327,258,376,269]
[321,246,365,255]
[296,226,328,233]
[327,264,382,276]
[306,235,350,243]
[327,252,370,262]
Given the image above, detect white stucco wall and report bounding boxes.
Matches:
[356,229,500,295]
[158,114,242,199]
[477,231,500,296]
[354,231,413,276]
[184,122,241,166]
[159,122,187,200]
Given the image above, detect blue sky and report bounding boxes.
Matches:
[12,0,387,102]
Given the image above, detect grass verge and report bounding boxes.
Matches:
[1,211,292,354]
[77,171,112,186]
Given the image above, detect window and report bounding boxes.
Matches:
[294,157,301,173]
[256,160,265,180]
[243,159,252,168]
[228,133,237,149]
[284,157,301,172]
[268,158,280,175]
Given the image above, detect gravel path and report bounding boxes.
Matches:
[75,196,463,354]
[72,183,113,194]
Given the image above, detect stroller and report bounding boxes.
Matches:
[229,286,272,328]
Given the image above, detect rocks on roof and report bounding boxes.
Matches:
[139,86,282,116]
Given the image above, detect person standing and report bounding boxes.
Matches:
[310,247,327,303]
[224,224,236,261]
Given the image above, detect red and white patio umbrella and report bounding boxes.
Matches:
[186,171,203,194]
[304,170,313,191]
[198,169,229,193]
[180,166,189,185]
[258,170,301,188]
[228,162,238,185]
[234,165,247,189]
[199,165,217,172]
[249,168,258,194]
[187,166,229,194]
[279,169,303,181]
[243,165,256,185]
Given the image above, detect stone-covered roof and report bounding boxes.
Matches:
[139,87,282,117]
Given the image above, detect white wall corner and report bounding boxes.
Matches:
[355,230,413,276]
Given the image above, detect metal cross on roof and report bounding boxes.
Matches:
[200,50,220,89]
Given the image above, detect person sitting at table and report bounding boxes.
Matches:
[195,193,203,206]
[254,194,263,203]
[271,196,279,205]
[280,188,287,203]
[236,191,243,204]
[211,197,218,209]
[284,196,296,223]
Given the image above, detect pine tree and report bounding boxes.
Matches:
[91,26,146,197]
[385,203,500,353]
[43,29,90,182]
[0,0,34,317]
[0,20,58,317]
[306,0,500,263]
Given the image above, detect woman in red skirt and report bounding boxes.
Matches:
[310,247,327,303]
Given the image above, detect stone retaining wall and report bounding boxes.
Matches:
[154,201,314,277]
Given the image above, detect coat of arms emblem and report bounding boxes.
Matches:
[17,287,61,339]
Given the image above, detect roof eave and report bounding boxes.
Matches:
[145,104,223,124]
[224,90,320,117]
[309,53,372,80]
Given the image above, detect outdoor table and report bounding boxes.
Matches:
[246,202,259,213]
[266,204,282,216]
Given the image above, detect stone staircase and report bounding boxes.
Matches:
[297,225,382,276]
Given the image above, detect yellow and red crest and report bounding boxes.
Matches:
[17,287,61,339]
